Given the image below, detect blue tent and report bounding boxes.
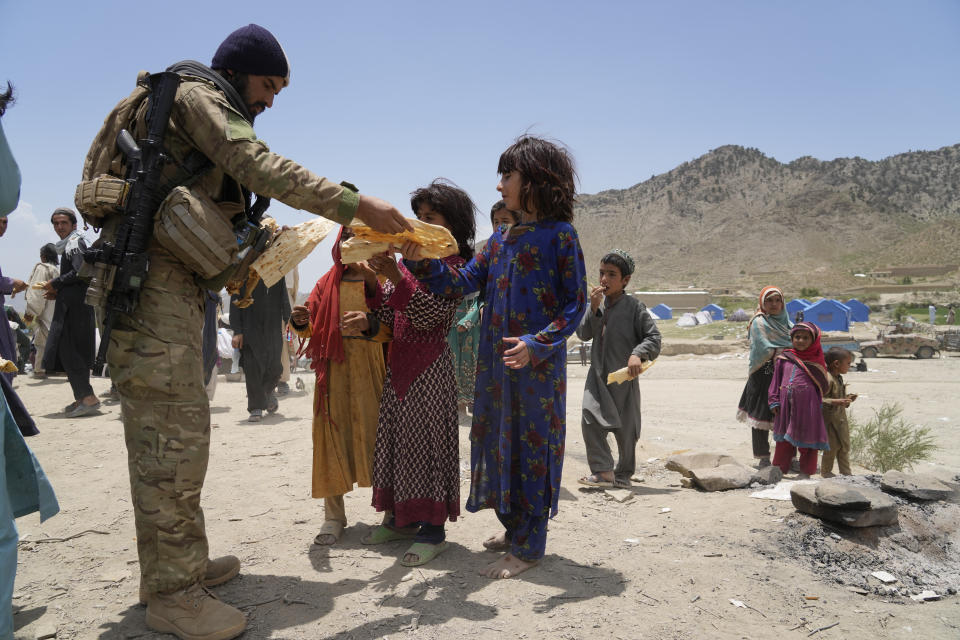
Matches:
[786,299,810,319]
[804,299,851,332]
[845,299,870,322]
[701,303,725,321]
[651,303,673,319]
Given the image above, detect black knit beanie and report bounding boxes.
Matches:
[211,24,290,85]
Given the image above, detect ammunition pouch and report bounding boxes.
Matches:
[74,175,130,223]
[154,185,237,280]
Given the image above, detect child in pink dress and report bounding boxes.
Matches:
[768,321,830,478]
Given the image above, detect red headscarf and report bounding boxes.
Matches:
[786,321,827,369]
[304,227,347,412]
[783,321,829,395]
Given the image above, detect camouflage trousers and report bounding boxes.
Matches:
[107,253,210,596]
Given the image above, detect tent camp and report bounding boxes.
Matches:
[786,299,810,319]
[651,303,673,319]
[728,308,751,322]
[676,312,697,327]
[701,303,725,321]
[845,299,870,322]
[804,299,851,332]
[694,311,714,325]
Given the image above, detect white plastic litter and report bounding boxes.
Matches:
[749,479,818,501]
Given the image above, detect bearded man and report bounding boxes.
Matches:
[79,24,410,639]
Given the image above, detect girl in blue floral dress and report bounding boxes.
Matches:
[403,136,587,579]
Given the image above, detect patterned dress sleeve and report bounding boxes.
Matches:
[383,268,457,332]
[521,226,588,366]
[404,234,495,298]
[365,279,396,331]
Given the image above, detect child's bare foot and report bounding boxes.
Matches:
[482,531,510,551]
[479,553,538,579]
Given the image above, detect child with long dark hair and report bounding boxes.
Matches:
[360,179,476,567]
[401,136,588,579]
[769,321,830,478]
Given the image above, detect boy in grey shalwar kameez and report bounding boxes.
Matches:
[576,250,661,488]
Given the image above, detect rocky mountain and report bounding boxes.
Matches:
[573,144,960,291]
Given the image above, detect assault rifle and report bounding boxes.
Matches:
[85,71,181,374]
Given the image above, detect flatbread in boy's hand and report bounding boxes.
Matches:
[607,360,656,385]
[31,282,47,290]
[340,218,458,264]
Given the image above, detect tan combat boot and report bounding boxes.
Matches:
[139,555,241,605]
[145,583,245,640]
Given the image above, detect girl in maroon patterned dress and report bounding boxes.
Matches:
[359,179,477,567]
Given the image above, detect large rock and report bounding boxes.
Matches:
[665,452,737,478]
[791,481,898,527]
[690,464,754,491]
[750,465,783,485]
[880,471,955,501]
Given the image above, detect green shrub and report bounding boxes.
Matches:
[900,276,913,285]
[800,287,820,298]
[893,303,909,320]
[849,403,937,472]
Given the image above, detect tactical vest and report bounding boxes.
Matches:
[75,72,241,282]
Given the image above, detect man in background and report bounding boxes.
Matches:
[41,208,99,417]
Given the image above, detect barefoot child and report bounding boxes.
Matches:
[737,286,793,467]
[821,347,857,477]
[402,136,588,579]
[769,321,830,478]
[289,227,391,545]
[576,250,660,488]
[361,179,476,567]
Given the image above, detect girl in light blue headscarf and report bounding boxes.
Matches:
[736,286,793,466]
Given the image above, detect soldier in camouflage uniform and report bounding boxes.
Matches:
[89,24,410,640]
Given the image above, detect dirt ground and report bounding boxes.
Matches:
[8,350,960,640]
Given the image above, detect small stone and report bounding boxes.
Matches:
[34,623,58,640]
[751,465,783,485]
[690,464,754,491]
[680,477,694,489]
[603,488,634,503]
[871,571,897,584]
[665,452,738,477]
[909,590,941,602]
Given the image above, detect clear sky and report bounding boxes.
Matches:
[2,0,958,304]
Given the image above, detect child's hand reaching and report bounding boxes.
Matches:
[368,252,402,283]
[502,337,530,369]
[341,311,370,336]
[290,305,310,327]
[396,240,424,262]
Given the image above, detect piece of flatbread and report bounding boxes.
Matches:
[249,217,334,288]
[606,360,656,385]
[0,358,17,374]
[340,218,458,264]
[31,282,47,290]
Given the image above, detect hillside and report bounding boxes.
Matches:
[574,144,960,292]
